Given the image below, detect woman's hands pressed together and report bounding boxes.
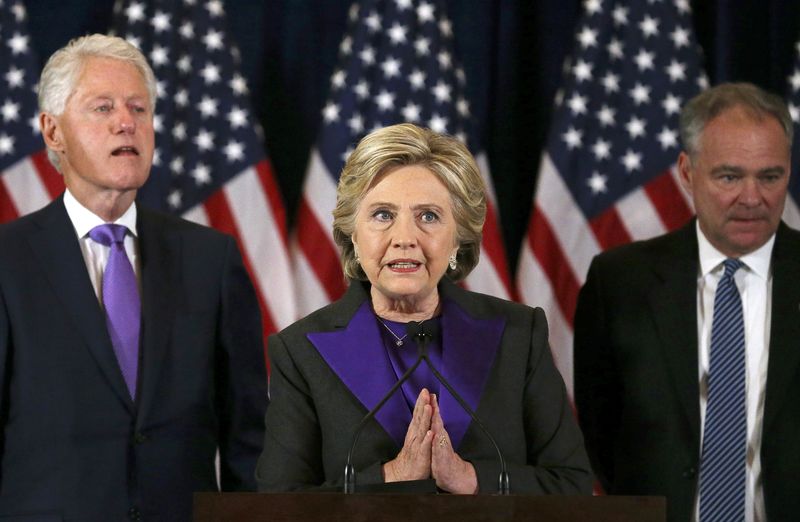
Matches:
[382,389,478,493]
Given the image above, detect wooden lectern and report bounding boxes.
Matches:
[194,492,665,521]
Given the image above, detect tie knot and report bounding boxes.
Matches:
[89,223,129,246]
[722,258,744,278]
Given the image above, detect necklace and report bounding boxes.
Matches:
[377,317,408,347]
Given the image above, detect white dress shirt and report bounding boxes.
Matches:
[62,189,141,304]
[694,222,772,522]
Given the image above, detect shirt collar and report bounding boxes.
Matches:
[696,221,774,279]
[63,189,139,239]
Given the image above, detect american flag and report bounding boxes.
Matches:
[111,0,294,344]
[292,0,512,317]
[0,0,64,223]
[782,40,800,228]
[517,0,704,393]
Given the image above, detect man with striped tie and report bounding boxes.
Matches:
[0,35,266,521]
[574,83,800,522]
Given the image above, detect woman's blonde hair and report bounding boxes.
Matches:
[332,123,487,282]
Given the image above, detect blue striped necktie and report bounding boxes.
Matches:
[699,258,746,522]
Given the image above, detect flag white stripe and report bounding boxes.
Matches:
[463,249,510,299]
[516,242,574,393]
[783,196,800,230]
[616,187,668,241]
[536,153,600,286]
[303,150,339,236]
[292,148,342,315]
[516,245,541,306]
[293,240,332,318]
[3,158,52,216]
[475,153,498,207]
[468,152,512,299]
[225,167,296,329]
[182,204,210,227]
[291,149,341,317]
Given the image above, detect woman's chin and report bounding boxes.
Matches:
[373,279,435,303]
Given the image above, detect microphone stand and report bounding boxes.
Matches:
[343,337,427,493]
[412,324,511,495]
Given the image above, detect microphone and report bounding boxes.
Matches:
[342,329,427,493]
[406,321,511,495]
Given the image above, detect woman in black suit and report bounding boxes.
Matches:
[256,123,591,494]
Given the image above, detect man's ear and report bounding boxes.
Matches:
[40,112,64,153]
[677,151,693,196]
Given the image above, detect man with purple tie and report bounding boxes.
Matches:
[0,34,266,521]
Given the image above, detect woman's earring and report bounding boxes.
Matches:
[448,253,457,271]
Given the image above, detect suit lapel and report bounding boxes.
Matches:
[439,290,505,449]
[27,197,135,412]
[647,223,701,439]
[135,209,178,426]
[763,224,800,432]
[308,285,410,447]
[308,281,505,449]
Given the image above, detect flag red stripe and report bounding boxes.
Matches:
[528,206,581,327]
[296,197,347,301]
[30,150,65,198]
[589,206,631,251]
[0,179,20,223]
[644,171,693,230]
[255,160,289,244]
[203,190,276,362]
[482,199,514,296]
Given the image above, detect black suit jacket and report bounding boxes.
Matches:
[0,197,267,521]
[256,279,592,494]
[574,220,800,522]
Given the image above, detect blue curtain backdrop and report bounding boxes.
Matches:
[24,0,800,272]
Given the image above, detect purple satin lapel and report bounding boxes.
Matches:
[307,298,506,451]
[307,302,410,447]
[439,300,505,449]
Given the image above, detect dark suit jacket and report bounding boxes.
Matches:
[0,196,267,522]
[574,220,800,522]
[256,278,592,494]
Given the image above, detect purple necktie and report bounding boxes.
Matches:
[89,224,140,398]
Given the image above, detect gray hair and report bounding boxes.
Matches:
[38,34,157,170]
[679,82,793,157]
[332,123,487,283]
